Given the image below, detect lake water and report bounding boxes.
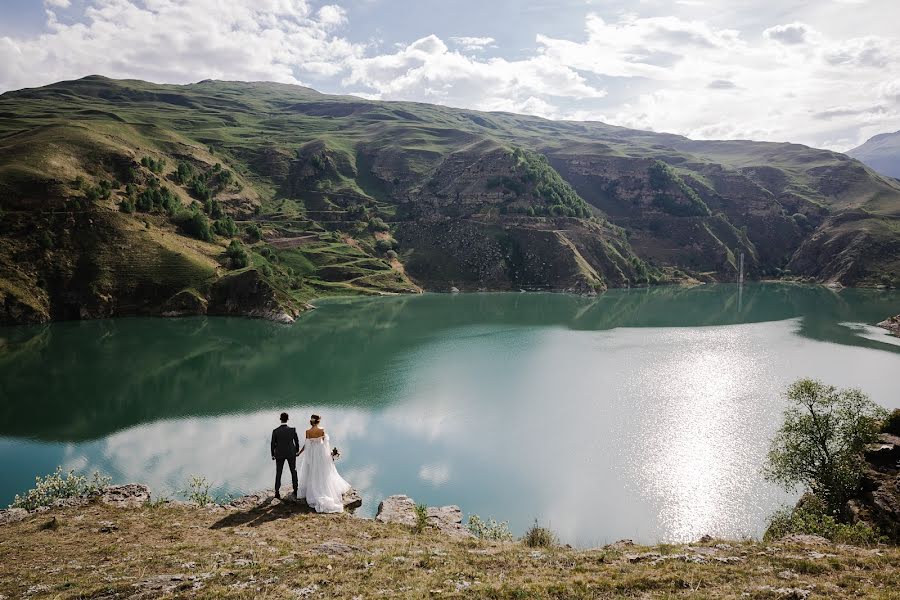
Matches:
[2,284,899,546]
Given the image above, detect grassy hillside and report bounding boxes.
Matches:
[2,500,899,599]
[1,76,899,323]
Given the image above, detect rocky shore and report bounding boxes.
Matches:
[2,486,899,599]
[877,314,900,337]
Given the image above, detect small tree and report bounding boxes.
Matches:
[225,240,249,269]
[245,223,263,243]
[764,378,887,515]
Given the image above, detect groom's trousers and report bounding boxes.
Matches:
[275,456,298,494]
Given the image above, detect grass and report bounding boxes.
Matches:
[1,502,899,599]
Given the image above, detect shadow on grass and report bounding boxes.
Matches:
[209,496,316,529]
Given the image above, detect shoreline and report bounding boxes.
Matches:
[3,279,897,329]
[2,483,899,599]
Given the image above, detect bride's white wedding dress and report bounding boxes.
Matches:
[297,433,351,513]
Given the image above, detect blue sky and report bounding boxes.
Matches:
[1,0,899,150]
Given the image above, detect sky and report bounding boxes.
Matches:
[0,0,898,151]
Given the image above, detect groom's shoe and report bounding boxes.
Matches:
[274,491,281,500]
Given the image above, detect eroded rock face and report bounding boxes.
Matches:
[877,314,900,337]
[208,269,303,324]
[100,484,152,508]
[0,508,29,525]
[161,289,208,317]
[844,411,900,542]
[376,494,473,539]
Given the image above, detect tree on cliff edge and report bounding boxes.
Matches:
[764,378,887,516]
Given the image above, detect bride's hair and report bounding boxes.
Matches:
[310,414,321,426]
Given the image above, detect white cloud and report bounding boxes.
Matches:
[2,1,900,150]
[0,0,359,92]
[763,22,815,45]
[343,35,605,114]
[449,36,496,51]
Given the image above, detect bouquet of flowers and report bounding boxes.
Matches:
[331,447,341,461]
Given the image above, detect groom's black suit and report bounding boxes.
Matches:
[271,423,300,496]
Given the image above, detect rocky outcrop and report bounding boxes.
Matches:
[227,488,362,512]
[845,410,900,542]
[207,269,304,324]
[877,314,900,337]
[376,494,473,539]
[161,289,208,317]
[100,484,152,508]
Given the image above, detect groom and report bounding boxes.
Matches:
[271,412,300,499]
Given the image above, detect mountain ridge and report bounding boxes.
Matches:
[1,76,899,325]
[848,130,900,179]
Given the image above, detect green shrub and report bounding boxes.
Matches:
[764,495,881,545]
[213,216,238,238]
[175,161,195,185]
[467,514,514,541]
[245,223,263,243]
[225,240,249,269]
[764,378,887,514]
[10,467,111,510]
[522,520,556,548]
[119,198,135,213]
[173,209,213,242]
[183,475,214,506]
[413,503,428,534]
[369,217,390,232]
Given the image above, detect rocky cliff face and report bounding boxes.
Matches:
[845,411,900,542]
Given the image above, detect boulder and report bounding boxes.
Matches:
[161,289,208,317]
[844,428,900,542]
[0,508,28,526]
[376,495,473,539]
[226,488,361,512]
[877,314,900,337]
[100,484,151,508]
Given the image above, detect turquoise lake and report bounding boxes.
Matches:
[2,284,899,546]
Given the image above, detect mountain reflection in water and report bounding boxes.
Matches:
[1,284,899,545]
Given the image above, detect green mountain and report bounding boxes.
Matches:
[1,76,899,324]
[848,130,900,179]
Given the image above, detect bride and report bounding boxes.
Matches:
[296,414,351,513]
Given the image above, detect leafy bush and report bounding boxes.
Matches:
[245,223,263,243]
[173,209,213,242]
[386,249,398,260]
[467,514,514,541]
[522,520,556,548]
[225,240,249,269]
[118,198,135,213]
[413,503,429,534]
[369,217,390,232]
[190,179,211,201]
[175,161,195,185]
[183,475,214,506]
[10,467,110,510]
[764,378,887,515]
[764,495,881,545]
[213,216,238,238]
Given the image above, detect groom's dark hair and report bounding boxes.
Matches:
[280,412,288,423]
